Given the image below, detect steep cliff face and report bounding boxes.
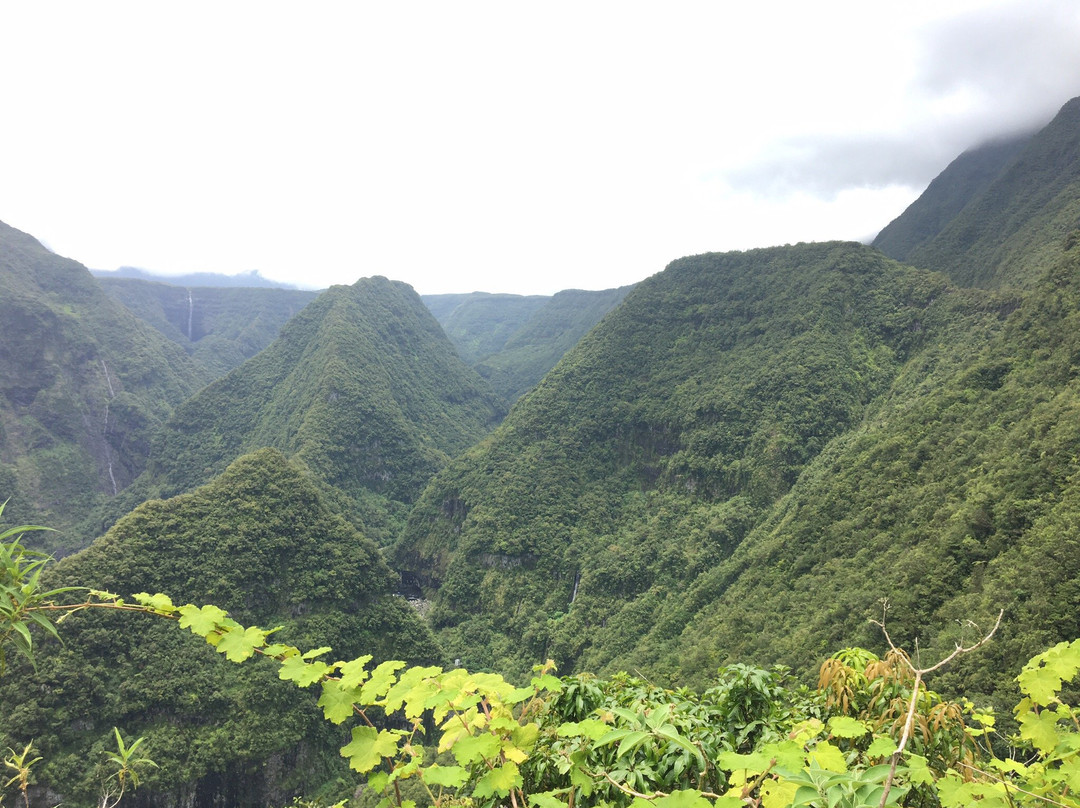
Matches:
[0,221,207,546]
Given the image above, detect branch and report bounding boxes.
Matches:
[873,608,1004,808]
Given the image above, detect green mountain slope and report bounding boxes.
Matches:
[394,242,960,679]
[636,236,1080,707]
[97,276,318,378]
[896,96,1080,288]
[422,292,550,365]
[474,286,633,402]
[0,448,438,807]
[872,134,1029,262]
[0,221,208,545]
[142,276,504,542]
[423,287,634,404]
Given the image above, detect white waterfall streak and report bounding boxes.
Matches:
[101,359,118,495]
[100,359,115,397]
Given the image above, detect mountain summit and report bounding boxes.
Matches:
[143,275,505,540]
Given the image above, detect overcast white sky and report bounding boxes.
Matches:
[2,1,1079,295]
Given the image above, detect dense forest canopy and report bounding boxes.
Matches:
[3,94,1080,806]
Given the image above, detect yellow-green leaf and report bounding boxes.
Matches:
[654,790,712,808]
[473,762,521,798]
[451,732,501,765]
[827,716,869,739]
[1019,709,1062,754]
[215,625,268,662]
[177,604,228,636]
[279,655,330,687]
[866,736,898,758]
[341,726,399,772]
[318,679,361,724]
[422,764,469,788]
[808,740,847,772]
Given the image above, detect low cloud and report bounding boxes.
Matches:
[721,0,1080,200]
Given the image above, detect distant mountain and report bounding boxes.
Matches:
[423,286,633,403]
[92,266,299,289]
[872,134,1030,262]
[140,276,505,543]
[0,448,438,807]
[877,96,1080,288]
[0,221,208,545]
[422,292,550,364]
[474,286,633,402]
[97,276,319,378]
[394,242,960,679]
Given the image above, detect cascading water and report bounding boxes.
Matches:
[187,289,194,339]
[100,359,118,495]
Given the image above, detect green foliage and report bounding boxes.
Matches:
[873,134,1029,263]
[0,504,66,674]
[396,242,965,678]
[422,292,550,365]
[423,287,632,404]
[4,507,1080,807]
[473,287,633,403]
[97,276,319,379]
[638,241,1080,701]
[0,451,439,806]
[0,220,210,551]
[141,276,504,545]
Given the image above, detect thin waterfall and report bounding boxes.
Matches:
[570,570,581,605]
[187,289,194,339]
[101,359,118,495]
[100,358,115,397]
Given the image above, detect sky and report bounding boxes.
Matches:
[2,1,1079,295]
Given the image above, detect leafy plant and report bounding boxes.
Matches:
[2,741,41,808]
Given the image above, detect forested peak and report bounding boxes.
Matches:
[889,94,1080,288]
[53,448,396,623]
[140,268,504,540]
[872,135,1031,262]
[95,276,318,379]
[4,447,439,806]
[395,240,958,677]
[630,238,1080,696]
[0,219,102,300]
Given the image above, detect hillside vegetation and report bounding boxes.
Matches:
[0,449,438,806]
[0,221,208,545]
[422,292,550,365]
[474,286,633,402]
[394,242,968,679]
[872,134,1029,261]
[97,277,318,378]
[633,240,1080,704]
[136,276,504,544]
[423,288,632,403]
[884,97,1080,289]
[5,93,1080,808]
